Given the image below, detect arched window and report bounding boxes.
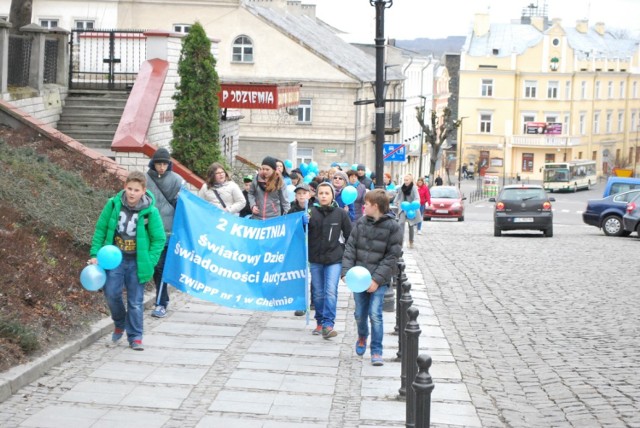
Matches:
[232,35,253,63]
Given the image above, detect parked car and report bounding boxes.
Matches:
[622,193,640,236]
[602,176,640,197]
[423,186,465,221]
[489,185,555,237]
[582,190,640,236]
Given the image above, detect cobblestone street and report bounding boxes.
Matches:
[413,218,640,427]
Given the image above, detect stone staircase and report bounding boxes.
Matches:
[57,90,129,158]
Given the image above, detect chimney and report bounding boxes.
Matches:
[530,16,544,31]
[595,22,605,35]
[474,13,490,37]
[576,19,588,34]
[552,18,562,27]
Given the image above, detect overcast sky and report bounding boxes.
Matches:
[314,0,640,41]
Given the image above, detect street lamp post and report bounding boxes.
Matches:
[457,117,468,189]
[418,95,427,178]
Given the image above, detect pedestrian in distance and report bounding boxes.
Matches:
[276,159,292,186]
[341,189,402,366]
[332,170,355,222]
[198,162,246,215]
[309,182,352,339]
[356,164,374,190]
[394,174,421,248]
[383,172,397,202]
[239,175,254,218]
[416,177,431,235]
[347,169,367,222]
[249,156,290,219]
[88,171,166,351]
[288,182,313,317]
[145,147,183,318]
[435,175,443,186]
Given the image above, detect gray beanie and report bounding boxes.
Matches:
[332,170,349,184]
[152,148,171,163]
[317,182,335,200]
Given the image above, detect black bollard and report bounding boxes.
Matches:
[404,306,421,428]
[397,280,413,397]
[394,257,406,336]
[413,354,435,428]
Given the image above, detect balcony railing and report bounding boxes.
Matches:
[511,135,581,147]
[371,111,401,135]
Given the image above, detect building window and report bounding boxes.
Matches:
[481,79,493,97]
[522,153,534,172]
[620,81,625,98]
[524,80,537,98]
[74,20,94,30]
[480,113,492,133]
[545,153,556,163]
[232,35,253,63]
[563,114,570,134]
[579,113,586,135]
[297,99,312,123]
[522,114,535,133]
[593,112,600,134]
[632,112,638,132]
[39,19,58,28]
[565,81,571,99]
[547,81,558,99]
[618,111,624,133]
[545,115,558,124]
[607,81,613,99]
[173,24,191,33]
[581,81,587,99]
[606,112,612,133]
[634,82,638,98]
[578,152,583,159]
[296,148,313,165]
[595,81,601,99]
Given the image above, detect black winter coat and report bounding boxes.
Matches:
[308,203,352,265]
[341,213,402,287]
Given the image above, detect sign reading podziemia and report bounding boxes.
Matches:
[162,189,306,311]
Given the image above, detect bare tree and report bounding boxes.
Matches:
[9,0,32,32]
[416,105,460,184]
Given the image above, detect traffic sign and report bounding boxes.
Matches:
[383,143,406,162]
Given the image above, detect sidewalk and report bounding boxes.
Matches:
[0,250,481,427]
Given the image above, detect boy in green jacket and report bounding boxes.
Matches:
[89,171,166,351]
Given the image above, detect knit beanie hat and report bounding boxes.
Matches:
[317,182,335,200]
[333,170,349,184]
[152,148,171,164]
[261,156,278,170]
[357,163,366,171]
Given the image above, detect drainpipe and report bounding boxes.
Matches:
[419,57,432,178]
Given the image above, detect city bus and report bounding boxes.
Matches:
[542,160,597,192]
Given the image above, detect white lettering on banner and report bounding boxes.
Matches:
[262,270,306,286]
[222,90,276,106]
[197,235,262,265]
[256,297,294,307]
[229,223,286,239]
[174,243,262,283]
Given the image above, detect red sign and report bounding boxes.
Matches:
[219,83,300,110]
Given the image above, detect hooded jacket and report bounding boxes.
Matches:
[146,157,183,235]
[308,201,352,265]
[341,212,402,288]
[90,190,166,283]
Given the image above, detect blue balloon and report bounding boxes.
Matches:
[341,186,357,205]
[351,164,358,171]
[400,201,411,211]
[299,162,309,175]
[308,161,319,174]
[345,266,372,293]
[304,174,313,184]
[284,159,293,169]
[406,209,417,220]
[97,245,122,270]
[286,184,296,202]
[80,264,106,291]
[410,200,421,210]
[386,183,396,191]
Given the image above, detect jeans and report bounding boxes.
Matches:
[153,246,170,308]
[310,262,341,328]
[103,256,145,343]
[353,284,387,355]
[417,205,425,231]
[399,215,415,243]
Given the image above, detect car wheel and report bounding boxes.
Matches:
[601,215,623,236]
[458,216,464,222]
[544,226,553,237]
[494,225,501,237]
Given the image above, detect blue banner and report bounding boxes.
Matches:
[162,189,307,311]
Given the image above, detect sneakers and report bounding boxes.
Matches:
[130,340,144,351]
[355,336,367,356]
[371,354,384,366]
[151,305,167,318]
[112,328,124,343]
[322,326,338,339]
[312,325,323,335]
[294,310,306,316]
[417,229,422,235]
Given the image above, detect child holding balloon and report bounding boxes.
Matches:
[88,171,166,351]
[341,189,402,366]
[308,182,352,338]
[393,174,421,248]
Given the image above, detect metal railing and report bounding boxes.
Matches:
[43,38,58,84]
[7,34,31,87]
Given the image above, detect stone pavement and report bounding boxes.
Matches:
[0,249,482,428]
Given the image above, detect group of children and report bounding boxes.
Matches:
[89,154,403,365]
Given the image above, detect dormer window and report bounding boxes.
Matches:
[232,35,254,63]
[492,48,499,55]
